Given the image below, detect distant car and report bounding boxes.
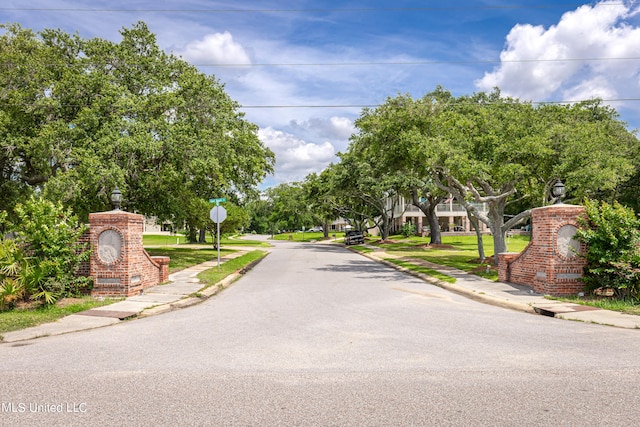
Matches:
[308,227,323,232]
[344,230,365,245]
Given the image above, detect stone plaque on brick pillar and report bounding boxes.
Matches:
[89,210,169,297]
[498,204,587,296]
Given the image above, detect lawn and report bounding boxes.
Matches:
[144,247,234,273]
[272,231,343,242]
[360,233,531,281]
[143,234,270,247]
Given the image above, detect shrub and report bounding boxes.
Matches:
[1,197,91,307]
[575,199,640,299]
[400,222,416,238]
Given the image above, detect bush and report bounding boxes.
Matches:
[400,222,416,238]
[575,199,640,299]
[1,197,91,307]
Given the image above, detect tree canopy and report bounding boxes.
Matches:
[341,87,639,258]
[0,22,274,225]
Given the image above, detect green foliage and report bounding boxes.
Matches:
[575,199,640,298]
[0,22,273,224]
[1,197,91,307]
[400,222,416,238]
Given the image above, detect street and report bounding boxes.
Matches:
[2,240,640,426]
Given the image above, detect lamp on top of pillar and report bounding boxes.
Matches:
[552,180,566,204]
[111,186,122,211]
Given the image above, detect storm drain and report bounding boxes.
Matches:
[77,310,137,320]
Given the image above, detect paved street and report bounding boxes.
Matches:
[2,240,640,426]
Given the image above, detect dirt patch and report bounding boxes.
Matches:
[468,255,495,265]
[55,297,86,308]
[416,244,457,250]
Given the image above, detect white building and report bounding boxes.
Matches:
[391,196,490,234]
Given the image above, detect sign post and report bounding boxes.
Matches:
[209,201,227,267]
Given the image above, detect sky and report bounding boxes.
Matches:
[2,1,640,189]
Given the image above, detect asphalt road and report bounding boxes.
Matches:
[2,240,640,426]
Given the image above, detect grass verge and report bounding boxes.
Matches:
[385,258,456,283]
[197,250,268,289]
[547,295,640,316]
[0,297,122,336]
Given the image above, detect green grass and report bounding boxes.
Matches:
[272,231,339,242]
[144,247,234,273]
[548,295,640,316]
[143,234,271,247]
[350,233,530,281]
[0,297,122,336]
[143,234,189,246]
[385,258,457,283]
[197,250,268,288]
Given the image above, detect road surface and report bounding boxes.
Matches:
[2,240,640,426]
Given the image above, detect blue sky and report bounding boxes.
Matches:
[2,1,639,188]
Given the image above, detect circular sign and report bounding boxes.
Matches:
[556,224,580,258]
[97,229,122,264]
[210,206,227,223]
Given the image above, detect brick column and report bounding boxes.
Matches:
[89,210,170,296]
[498,204,587,296]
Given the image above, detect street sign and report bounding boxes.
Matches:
[209,206,227,223]
[209,197,226,205]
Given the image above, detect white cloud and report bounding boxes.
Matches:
[475,1,640,104]
[179,31,251,65]
[289,116,355,140]
[258,127,336,182]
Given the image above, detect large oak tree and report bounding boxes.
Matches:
[0,22,274,228]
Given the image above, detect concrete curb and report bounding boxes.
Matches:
[0,252,269,343]
[358,250,536,315]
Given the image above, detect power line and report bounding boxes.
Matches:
[0,3,632,13]
[239,99,640,109]
[4,98,638,111]
[195,57,640,67]
[1,56,638,69]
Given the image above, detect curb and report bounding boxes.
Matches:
[1,252,269,342]
[138,254,267,318]
[355,247,538,315]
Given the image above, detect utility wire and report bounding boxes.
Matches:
[0,3,633,13]
[1,57,639,68]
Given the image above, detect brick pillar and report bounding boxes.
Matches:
[498,204,587,296]
[89,210,169,297]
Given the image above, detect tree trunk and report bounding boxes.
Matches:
[198,228,206,243]
[411,190,442,244]
[489,219,508,265]
[468,213,485,262]
[186,225,198,243]
[427,205,442,245]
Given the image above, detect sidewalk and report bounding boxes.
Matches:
[1,252,250,344]
[364,248,640,330]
